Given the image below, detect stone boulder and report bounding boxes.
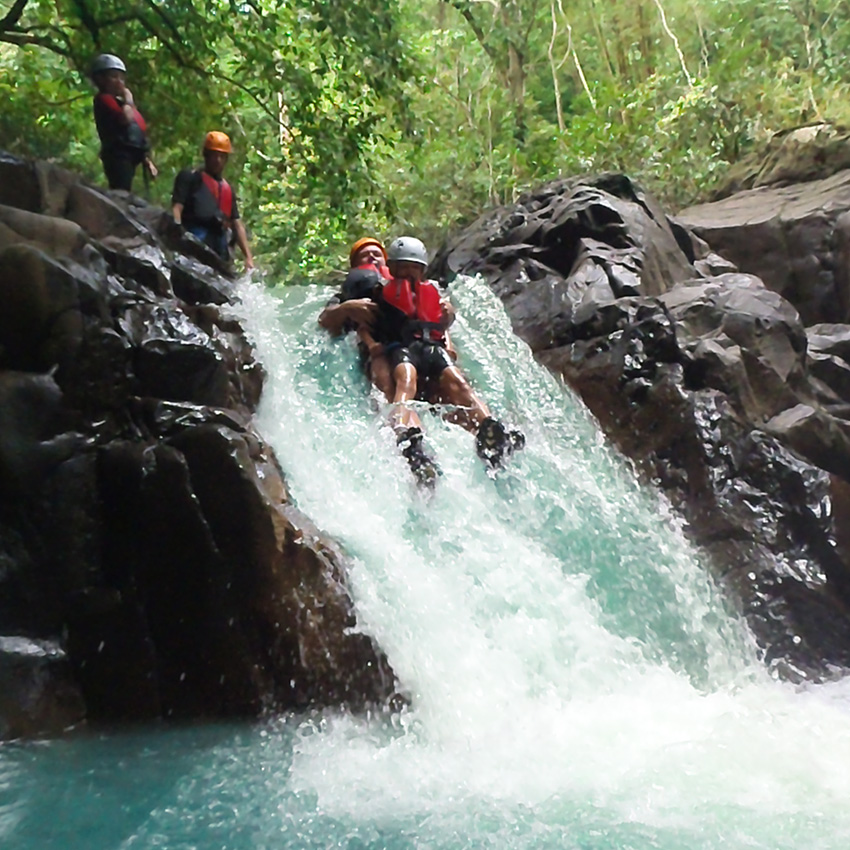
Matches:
[0,152,398,739]
[433,173,850,680]
[676,169,850,326]
[710,123,850,199]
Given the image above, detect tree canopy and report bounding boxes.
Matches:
[3,0,850,279]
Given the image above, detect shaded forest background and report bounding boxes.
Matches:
[2,0,848,279]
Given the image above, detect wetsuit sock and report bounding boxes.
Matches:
[397,427,441,488]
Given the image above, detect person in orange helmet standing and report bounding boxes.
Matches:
[171,131,254,269]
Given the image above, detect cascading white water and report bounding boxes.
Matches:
[234,276,850,848]
[5,275,850,850]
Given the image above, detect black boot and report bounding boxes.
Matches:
[397,427,441,488]
[476,417,524,469]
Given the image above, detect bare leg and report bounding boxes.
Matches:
[390,362,422,432]
[390,361,440,486]
[433,365,524,468]
[432,366,490,434]
[369,352,395,401]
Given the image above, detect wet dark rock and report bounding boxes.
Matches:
[170,253,236,305]
[0,637,86,740]
[0,151,398,738]
[0,245,84,373]
[710,123,850,199]
[154,209,235,276]
[0,153,42,213]
[65,183,152,243]
[0,204,87,257]
[99,241,173,298]
[0,371,83,498]
[677,169,850,326]
[434,172,850,680]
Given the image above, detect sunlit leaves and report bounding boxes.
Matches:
[6,0,850,279]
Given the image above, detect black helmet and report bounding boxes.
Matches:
[387,236,428,266]
[90,54,126,76]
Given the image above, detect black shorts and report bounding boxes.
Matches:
[389,340,454,380]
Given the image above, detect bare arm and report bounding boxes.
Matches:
[318,298,378,336]
[357,325,382,356]
[440,296,456,329]
[114,84,137,127]
[172,202,184,225]
[233,219,254,269]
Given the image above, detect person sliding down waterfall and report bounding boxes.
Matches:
[319,238,395,401]
[379,236,524,478]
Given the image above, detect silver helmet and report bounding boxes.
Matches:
[90,54,126,76]
[387,236,428,266]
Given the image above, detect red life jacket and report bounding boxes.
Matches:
[131,107,147,134]
[382,277,445,343]
[96,94,147,132]
[354,262,392,280]
[200,172,233,220]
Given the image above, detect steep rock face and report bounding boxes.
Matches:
[676,168,850,327]
[0,152,396,740]
[432,173,850,680]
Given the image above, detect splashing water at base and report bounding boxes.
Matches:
[4,276,850,850]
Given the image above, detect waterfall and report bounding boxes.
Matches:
[234,277,850,844]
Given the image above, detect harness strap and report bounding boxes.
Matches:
[412,321,445,343]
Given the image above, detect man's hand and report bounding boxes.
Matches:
[440,297,456,329]
[339,298,378,327]
[319,298,378,336]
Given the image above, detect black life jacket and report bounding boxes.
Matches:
[93,94,150,160]
[342,262,391,301]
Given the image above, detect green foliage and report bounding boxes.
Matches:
[1,0,412,279]
[5,0,850,279]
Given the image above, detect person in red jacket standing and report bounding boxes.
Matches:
[90,54,157,191]
[171,131,254,270]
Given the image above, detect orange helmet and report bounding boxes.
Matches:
[349,237,387,267]
[203,131,232,154]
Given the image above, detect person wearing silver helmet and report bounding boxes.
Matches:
[90,53,157,191]
[378,236,524,473]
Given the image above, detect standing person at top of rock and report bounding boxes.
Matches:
[171,131,254,270]
[379,236,524,476]
[90,53,157,192]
